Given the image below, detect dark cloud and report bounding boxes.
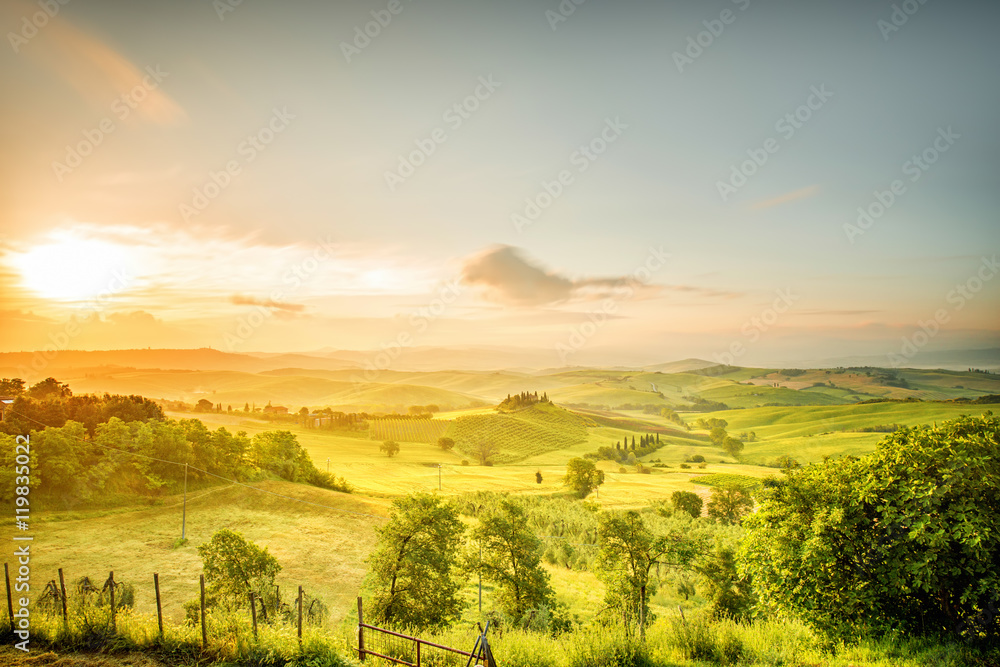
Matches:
[460,246,653,306]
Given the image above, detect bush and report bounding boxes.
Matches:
[742,413,1000,643]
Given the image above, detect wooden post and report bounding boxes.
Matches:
[4,564,14,633]
[249,592,258,639]
[200,574,207,648]
[108,572,117,633]
[416,640,421,667]
[297,586,303,645]
[356,596,365,662]
[154,573,163,637]
[58,568,68,624]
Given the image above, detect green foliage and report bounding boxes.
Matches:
[697,543,755,621]
[563,457,605,498]
[596,511,701,636]
[364,493,465,632]
[437,436,455,451]
[446,403,591,463]
[378,439,400,457]
[670,491,703,519]
[197,529,281,612]
[469,497,554,619]
[706,484,754,525]
[741,412,1000,643]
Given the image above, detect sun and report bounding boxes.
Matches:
[10,236,134,303]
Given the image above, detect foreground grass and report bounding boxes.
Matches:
[7,606,996,667]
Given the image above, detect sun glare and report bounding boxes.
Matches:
[11,237,133,303]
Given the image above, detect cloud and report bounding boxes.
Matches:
[6,1,185,124]
[230,295,306,313]
[749,185,820,210]
[460,245,654,307]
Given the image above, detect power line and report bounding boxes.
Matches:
[5,408,387,521]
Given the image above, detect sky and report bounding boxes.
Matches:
[0,0,997,369]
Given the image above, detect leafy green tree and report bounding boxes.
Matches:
[195,398,214,412]
[27,377,71,400]
[535,471,543,484]
[364,494,465,631]
[709,427,728,446]
[741,413,1000,642]
[721,436,744,458]
[698,542,755,620]
[0,378,25,396]
[198,529,281,612]
[707,483,753,525]
[437,437,455,452]
[670,490,703,518]
[380,440,400,457]
[563,458,605,498]
[468,498,554,619]
[596,511,700,637]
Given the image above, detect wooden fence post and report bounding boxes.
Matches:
[108,571,116,633]
[4,564,13,633]
[58,568,68,624]
[297,586,303,645]
[249,592,258,639]
[200,574,207,648]
[154,573,163,637]
[357,596,365,662]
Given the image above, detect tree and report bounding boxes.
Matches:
[707,483,754,525]
[380,440,400,457]
[27,377,71,400]
[473,440,499,466]
[721,436,744,458]
[563,458,605,498]
[698,542,754,620]
[741,413,1000,642]
[244,402,250,413]
[0,378,25,396]
[535,471,543,484]
[709,427,728,446]
[195,398,214,413]
[670,490,703,518]
[437,437,455,452]
[364,494,465,631]
[468,498,554,619]
[596,511,700,637]
[198,530,280,612]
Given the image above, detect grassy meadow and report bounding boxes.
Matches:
[4,359,999,665]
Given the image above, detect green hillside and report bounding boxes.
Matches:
[445,402,592,463]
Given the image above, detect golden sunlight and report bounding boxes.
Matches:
[10,235,132,302]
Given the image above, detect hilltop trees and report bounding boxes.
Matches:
[365,494,465,632]
[741,413,1000,642]
[563,458,605,498]
[437,436,455,452]
[468,498,554,619]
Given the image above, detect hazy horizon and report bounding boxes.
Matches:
[1,0,997,370]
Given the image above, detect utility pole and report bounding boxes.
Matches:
[478,541,482,614]
[438,464,442,491]
[326,457,330,473]
[182,463,188,540]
